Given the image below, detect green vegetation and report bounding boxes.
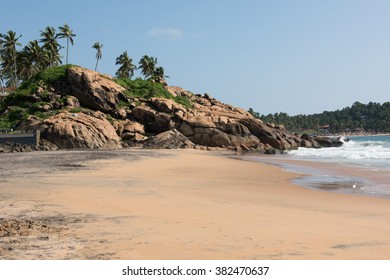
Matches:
[57,24,76,65]
[251,101,390,133]
[0,106,28,130]
[116,77,192,108]
[18,64,73,93]
[115,51,136,79]
[0,30,22,87]
[0,24,187,131]
[0,25,75,87]
[1,25,170,90]
[0,65,75,129]
[137,55,168,83]
[116,77,171,99]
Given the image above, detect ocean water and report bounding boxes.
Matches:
[238,135,390,199]
[286,135,390,198]
[288,135,390,170]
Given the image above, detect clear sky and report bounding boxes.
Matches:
[2,0,390,115]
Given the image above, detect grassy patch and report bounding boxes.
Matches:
[174,96,193,108]
[18,64,76,94]
[115,77,192,108]
[117,99,130,109]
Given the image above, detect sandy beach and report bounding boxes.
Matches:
[1,149,390,260]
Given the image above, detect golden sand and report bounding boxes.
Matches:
[1,149,390,259]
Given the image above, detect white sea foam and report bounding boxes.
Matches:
[288,135,390,169]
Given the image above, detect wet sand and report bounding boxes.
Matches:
[1,149,390,259]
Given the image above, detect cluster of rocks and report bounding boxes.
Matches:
[14,67,342,152]
[0,140,58,153]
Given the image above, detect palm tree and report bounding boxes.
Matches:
[115,51,136,79]
[151,66,169,84]
[19,40,49,80]
[57,24,76,65]
[138,55,157,79]
[92,42,103,71]
[0,30,22,87]
[40,26,61,67]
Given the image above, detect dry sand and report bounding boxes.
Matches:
[1,149,390,260]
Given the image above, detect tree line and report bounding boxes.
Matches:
[249,101,390,133]
[0,24,167,90]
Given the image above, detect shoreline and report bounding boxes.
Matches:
[235,152,390,200]
[1,149,390,259]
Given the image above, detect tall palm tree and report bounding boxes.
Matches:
[0,30,22,87]
[138,55,157,79]
[115,51,136,79]
[57,24,76,65]
[92,42,103,71]
[40,26,61,67]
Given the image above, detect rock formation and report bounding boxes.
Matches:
[62,67,127,113]
[20,111,122,149]
[3,66,342,152]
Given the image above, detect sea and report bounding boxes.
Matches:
[239,135,390,199]
[289,135,390,170]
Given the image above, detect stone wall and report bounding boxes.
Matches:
[0,130,40,146]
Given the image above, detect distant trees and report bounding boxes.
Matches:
[92,42,103,71]
[255,101,390,133]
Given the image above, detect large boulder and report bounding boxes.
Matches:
[313,136,343,147]
[144,129,193,149]
[189,127,261,148]
[132,105,172,133]
[63,67,127,113]
[40,111,122,149]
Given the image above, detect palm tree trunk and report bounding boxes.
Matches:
[66,37,69,65]
[13,56,18,87]
[0,75,5,95]
[95,58,99,71]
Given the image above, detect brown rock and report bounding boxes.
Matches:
[41,111,122,149]
[64,67,126,113]
[132,106,171,133]
[66,96,80,107]
[144,129,193,149]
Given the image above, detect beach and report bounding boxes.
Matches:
[1,149,390,260]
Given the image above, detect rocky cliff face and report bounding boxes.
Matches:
[17,66,328,151]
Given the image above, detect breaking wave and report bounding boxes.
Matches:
[288,135,390,169]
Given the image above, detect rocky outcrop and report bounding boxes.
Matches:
[20,111,122,149]
[43,111,122,149]
[9,67,342,152]
[63,67,127,113]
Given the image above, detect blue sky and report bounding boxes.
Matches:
[2,0,390,115]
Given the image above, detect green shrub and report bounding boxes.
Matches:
[115,77,192,108]
[174,96,193,108]
[115,78,173,99]
[18,64,76,93]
